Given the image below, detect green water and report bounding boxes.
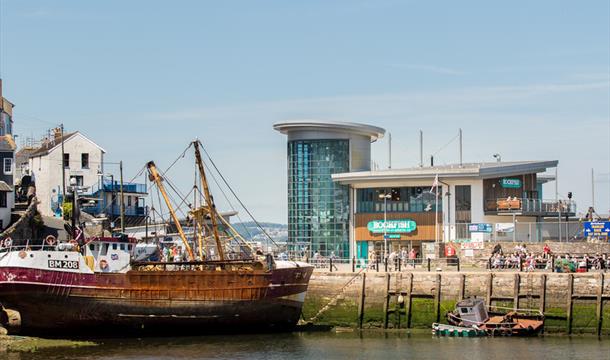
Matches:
[8,332,610,360]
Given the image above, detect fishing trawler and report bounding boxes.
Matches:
[0,140,313,336]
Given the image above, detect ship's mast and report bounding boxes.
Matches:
[146,161,195,260]
[193,140,225,261]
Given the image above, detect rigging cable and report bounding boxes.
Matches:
[198,140,279,248]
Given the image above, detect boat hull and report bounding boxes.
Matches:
[0,262,313,336]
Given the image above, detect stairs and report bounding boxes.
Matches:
[307,268,366,323]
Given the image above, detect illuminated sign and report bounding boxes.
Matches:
[367,220,417,234]
[501,178,522,188]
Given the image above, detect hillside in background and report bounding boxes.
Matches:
[232,221,287,245]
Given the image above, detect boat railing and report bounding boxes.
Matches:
[0,244,60,253]
[130,258,264,272]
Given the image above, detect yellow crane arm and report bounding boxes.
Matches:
[146,161,195,260]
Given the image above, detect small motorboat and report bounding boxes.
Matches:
[443,298,544,337]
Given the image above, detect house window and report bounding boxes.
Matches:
[63,153,70,169]
[3,158,12,175]
[81,153,89,169]
[0,192,6,208]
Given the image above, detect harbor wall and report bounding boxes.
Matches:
[303,270,610,334]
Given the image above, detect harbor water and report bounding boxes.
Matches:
[8,332,610,359]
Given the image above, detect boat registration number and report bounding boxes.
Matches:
[48,260,79,270]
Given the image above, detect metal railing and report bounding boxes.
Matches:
[308,256,461,273]
[488,253,610,272]
[89,180,147,195]
[485,198,576,214]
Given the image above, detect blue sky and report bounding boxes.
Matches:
[1,0,609,223]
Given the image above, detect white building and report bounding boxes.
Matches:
[28,131,106,217]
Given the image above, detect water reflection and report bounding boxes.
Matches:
[9,332,610,360]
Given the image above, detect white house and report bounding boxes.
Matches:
[28,130,105,217]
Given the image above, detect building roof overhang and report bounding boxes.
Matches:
[332,160,558,186]
[273,120,386,142]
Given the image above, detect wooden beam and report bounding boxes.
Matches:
[513,273,520,311]
[434,273,442,323]
[383,273,391,329]
[358,273,366,329]
[539,274,546,315]
[459,274,466,300]
[596,273,604,337]
[566,274,573,335]
[405,273,413,329]
[486,273,494,308]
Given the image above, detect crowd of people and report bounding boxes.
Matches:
[489,243,610,272]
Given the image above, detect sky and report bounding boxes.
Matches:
[0,0,609,223]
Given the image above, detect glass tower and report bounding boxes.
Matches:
[287,139,350,259]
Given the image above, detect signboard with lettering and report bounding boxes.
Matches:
[460,241,485,250]
[501,178,522,188]
[583,222,610,237]
[468,223,493,233]
[48,260,79,270]
[368,220,417,234]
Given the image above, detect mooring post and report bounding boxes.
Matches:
[459,274,466,300]
[551,255,555,273]
[405,272,413,329]
[358,273,367,329]
[383,273,391,329]
[513,273,520,311]
[376,257,379,273]
[566,274,574,335]
[434,273,442,323]
[488,257,492,270]
[329,257,333,273]
[519,257,523,272]
[596,273,604,337]
[398,257,401,272]
[540,274,547,315]
[457,257,460,272]
[427,258,431,272]
[384,258,388,272]
[486,273,494,308]
[352,257,356,273]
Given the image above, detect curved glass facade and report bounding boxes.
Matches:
[287,139,350,259]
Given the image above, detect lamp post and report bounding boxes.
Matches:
[379,192,391,261]
[69,177,78,240]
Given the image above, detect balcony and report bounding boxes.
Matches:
[485,198,576,217]
[89,180,147,195]
[81,203,147,217]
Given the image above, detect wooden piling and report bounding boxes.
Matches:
[383,273,391,329]
[405,272,413,329]
[459,274,466,300]
[486,273,494,308]
[566,274,573,335]
[358,273,366,329]
[434,273,442,323]
[596,273,604,337]
[539,274,546,315]
[513,273,520,311]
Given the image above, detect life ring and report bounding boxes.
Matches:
[3,237,12,248]
[99,259,109,270]
[45,235,57,246]
[69,239,80,252]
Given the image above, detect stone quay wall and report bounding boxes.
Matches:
[303,270,610,333]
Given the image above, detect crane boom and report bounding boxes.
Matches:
[146,161,195,260]
[193,141,225,261]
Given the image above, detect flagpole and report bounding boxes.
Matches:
[435,187,438,243]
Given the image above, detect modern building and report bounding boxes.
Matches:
[0,80,16,230]
[333,161,574,260]
[273,120,385,259]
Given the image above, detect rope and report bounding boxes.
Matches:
[198,140,278,248]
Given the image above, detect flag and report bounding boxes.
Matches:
[430,174,439,193]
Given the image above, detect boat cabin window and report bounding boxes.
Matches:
[112,243,117,250]
[460,307,471,314]
[127,244,132,251]
[101,243,109,255]
[120,244,125,251]
[89,244,95,251]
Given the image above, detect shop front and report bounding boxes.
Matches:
[355,212,439,261]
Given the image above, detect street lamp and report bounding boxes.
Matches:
[493,153,502,162]
[379,192,391,261]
